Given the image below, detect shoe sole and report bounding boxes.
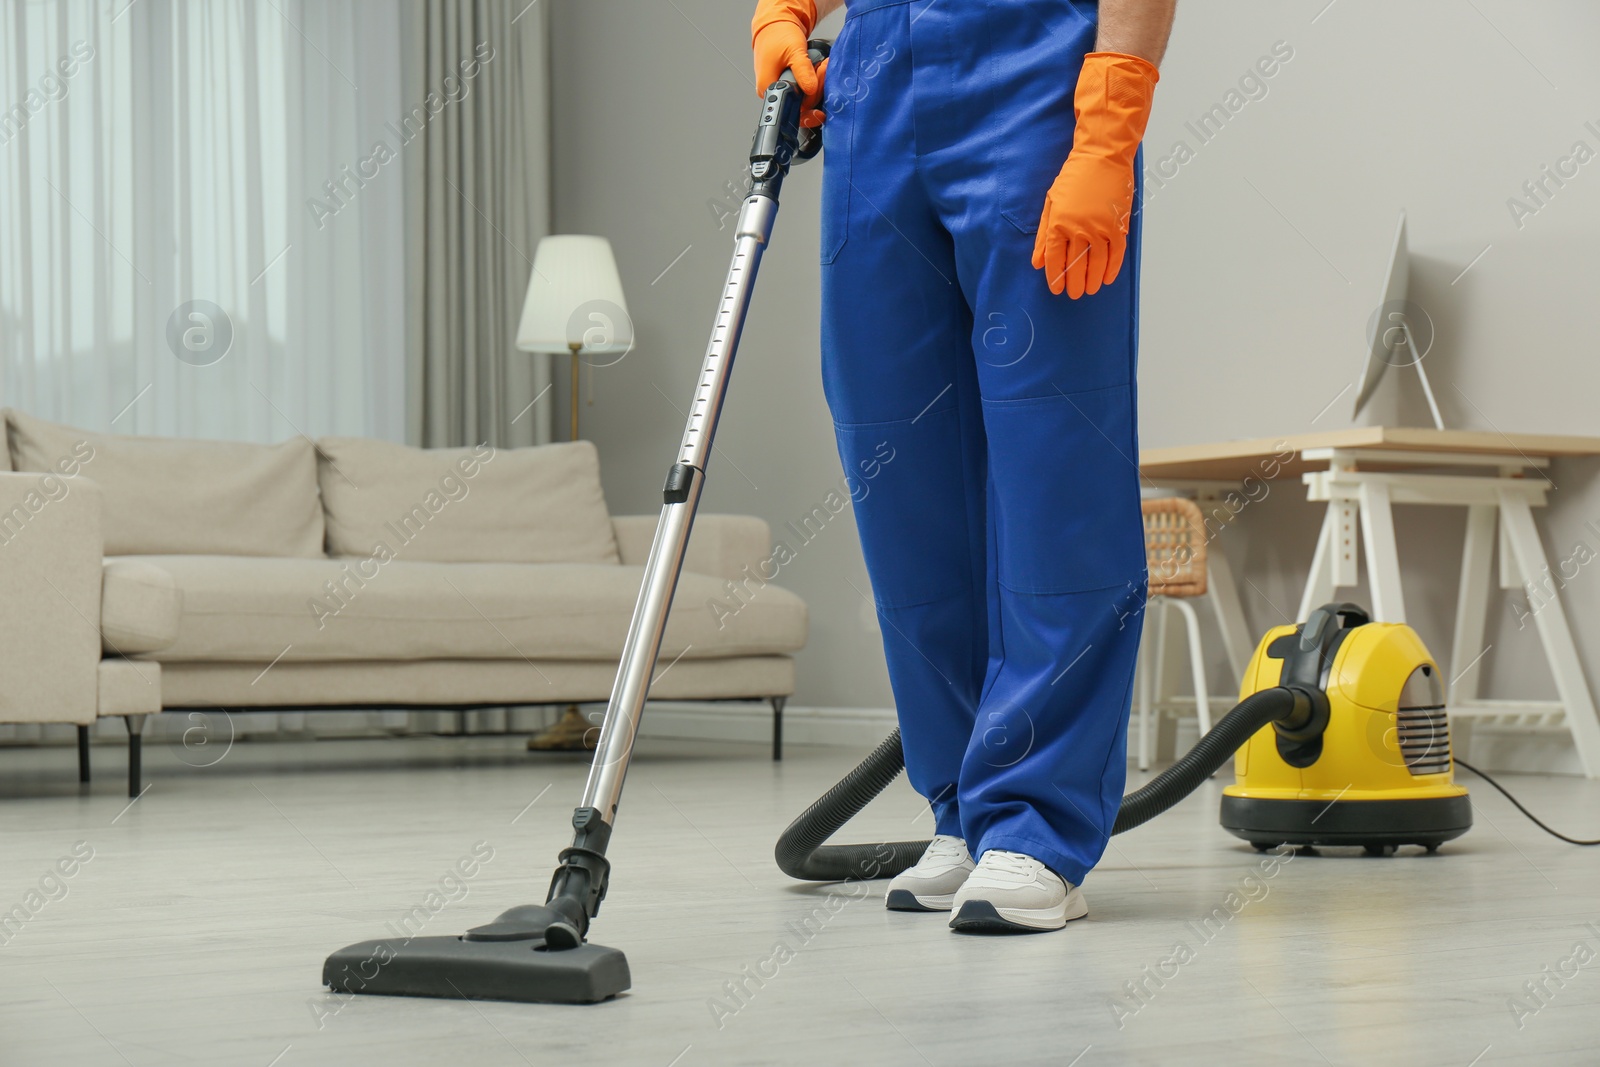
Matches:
[883,889,953,915]
[949,890,1088,934]
[885,889,956,912]
[884,861,975,912]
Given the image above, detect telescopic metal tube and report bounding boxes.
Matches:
[678,197,776,470]
[578,194,778,824]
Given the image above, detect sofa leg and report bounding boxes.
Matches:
[77,725,91,783]
[124,715,148,798]
[770,696,786,762]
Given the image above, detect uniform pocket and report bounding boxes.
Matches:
[1000,168,1048,236]
[983,385,1145,594]
[818,28,856,264]
[983,0,1097,235]
[819,130,850,264]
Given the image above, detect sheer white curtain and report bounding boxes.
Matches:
[1,1,407,744]
[0,0,406,442]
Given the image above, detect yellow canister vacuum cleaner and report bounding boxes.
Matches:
[775,602,1473,881]
[1221,602,1470,853]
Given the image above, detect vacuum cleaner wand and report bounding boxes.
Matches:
[322,42,831,1006]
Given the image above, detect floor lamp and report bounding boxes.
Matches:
[516,235,634,749]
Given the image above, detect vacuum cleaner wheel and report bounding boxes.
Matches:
[1221,794,1472,852]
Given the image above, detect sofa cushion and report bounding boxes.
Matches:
[102,558,183,654]
[119,555,806,663]
[4,409,324,557]
[316,437,620,565]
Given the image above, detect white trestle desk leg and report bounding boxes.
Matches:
[1171,598,1212,735]
[1358,481,1407,624]
[1499,491,1600,778]
[1499,505,1522,591]
[1298,504,1342,621]
[1203,547,1254,689]
[1448,504,1498,756]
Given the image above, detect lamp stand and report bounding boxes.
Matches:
[569,341,582,441]
[529,340,594,752]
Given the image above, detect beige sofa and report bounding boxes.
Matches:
[0,410,807,795]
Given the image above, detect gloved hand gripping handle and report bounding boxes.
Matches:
[750,40,830,194]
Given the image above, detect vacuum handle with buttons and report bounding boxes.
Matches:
[752,40,825,165]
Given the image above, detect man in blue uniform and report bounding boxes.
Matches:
[753,0,1176,932]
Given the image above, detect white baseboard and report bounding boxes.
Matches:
[636,702,1589,777]
[1461,730,1585,777]
[636,702,898,749]
[639,703,1199,761]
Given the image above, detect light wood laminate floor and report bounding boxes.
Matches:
[2,734,1598,1066]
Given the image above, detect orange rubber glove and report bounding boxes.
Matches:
[1032,52,1159,299]
[752,0,827,128]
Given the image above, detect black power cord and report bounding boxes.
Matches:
[1453,758,1600,846]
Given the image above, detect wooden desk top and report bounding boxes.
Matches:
[1140,427,1600,482]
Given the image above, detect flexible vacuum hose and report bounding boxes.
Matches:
[773,731,931,881]
[776,686,1300,881]
[1111,686,1296,833]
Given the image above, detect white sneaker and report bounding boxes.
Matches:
[949,849,1088,933]
[885,836,975,912]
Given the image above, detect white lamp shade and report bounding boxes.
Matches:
[516,235,634,358]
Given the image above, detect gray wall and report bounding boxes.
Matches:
[551,1,1600,730]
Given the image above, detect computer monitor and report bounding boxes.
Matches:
[1352,211,1445,429]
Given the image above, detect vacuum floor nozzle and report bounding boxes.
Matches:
[323,935,630,1005]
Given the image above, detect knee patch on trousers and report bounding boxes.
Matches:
[982,385,1144,595]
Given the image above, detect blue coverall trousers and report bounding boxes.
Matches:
[820,0,1146,886]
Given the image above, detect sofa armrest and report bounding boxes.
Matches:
[0,473,103,725]
[611,513,772,582]
[101,558,181,655]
